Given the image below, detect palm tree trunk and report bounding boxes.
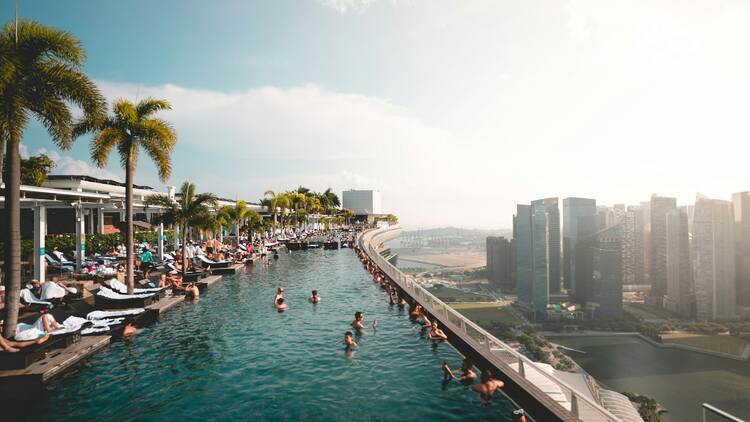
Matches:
[125,156,135,295]
[2,136,21,339]
[181,223,188,278]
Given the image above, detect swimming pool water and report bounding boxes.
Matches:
[21,249,514,421]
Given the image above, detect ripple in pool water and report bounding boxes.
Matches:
[21,250,514,421]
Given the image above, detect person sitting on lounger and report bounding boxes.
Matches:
[116,264,126,283]
[352,311,365,330]
[275,297,287,312]
[36,308,63,334]
[343,331,357,349]
[309,290,320,304]
[0,320,49,352]
[428,320,448,341]
[472,370,504,400]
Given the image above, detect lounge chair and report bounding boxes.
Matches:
[104,278,165,297]
[166,263,204,282]
[20,288,54,310]
[94,286,158,309]
[197,255,232,269]
[45,254,75,273]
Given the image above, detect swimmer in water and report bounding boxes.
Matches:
[428,320,448,341]
[352,311,365,330]
[457,358,476,383]
[274,287,284,305]
[275,297,288,312]
[472,370,504,400]
[343,331,357,349]
[442,361,456,381]
[309,290,321,304]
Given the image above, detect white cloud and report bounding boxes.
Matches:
[318,0,376,14]
[35,147,123,182]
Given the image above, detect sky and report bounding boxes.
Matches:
[8,0,750,229]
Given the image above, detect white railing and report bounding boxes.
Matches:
[359,225,621,422]
[702,404,745,422]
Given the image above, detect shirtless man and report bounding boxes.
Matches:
[274,287,284,305]
[351,311,365,330]
[309,290,320,304]
[472,370,505,400]
[275,297,288,312]
[457,358,476,382]
[343,331,357,349]
[185,282,200,299]
[428,320,448,341]
[0,320,49,352]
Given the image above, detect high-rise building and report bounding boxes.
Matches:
[532,198,561,294]
[622,206,645,285]
[693,196,736,321]
[649,195,677,303]
[563,197,596,292]
[665,207,693,317]
[732,192,750,316]
[514,205,535,311]
[589,224,624,318]
[486,236,515,292]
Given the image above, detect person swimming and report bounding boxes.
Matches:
[309,290,321,304]
[351,311,365,330]
[275,297,288,312]
[472,370,504,400]
[274,287,284,305]
[427,320,448,341]
[343,331,357,349]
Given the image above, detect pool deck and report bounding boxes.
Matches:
[0,335,111,397]
[210,263,245,275]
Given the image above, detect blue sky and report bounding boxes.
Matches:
[10,1,750,228]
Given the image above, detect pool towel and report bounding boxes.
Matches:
[87,308,145,320]
[97,286,155,299]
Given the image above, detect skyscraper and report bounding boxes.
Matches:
[532,198,561,294]
[665,207,693,318]
[486,236,515,292]
[693,196,736,321]
[622,206,645,285]
[649,195,677,304]
[563,197,596,292]
[732,192,750,317]
[514,205,535,311]
[590,224,624,318]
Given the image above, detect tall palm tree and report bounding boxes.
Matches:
[146,182,216,277]
[289,192,307,228]
[0,20,105,337]
[263,190,280,231]
[323,188,340,209]
[276,192,291,230]
[228,200,251,242]
[77,98,176,294]
[341,208,354,226]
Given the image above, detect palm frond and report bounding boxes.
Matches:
[90,126,122,167]
[136,98,171,118]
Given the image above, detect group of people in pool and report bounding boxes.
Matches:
[354,245,510,405]
[272,287,321,312]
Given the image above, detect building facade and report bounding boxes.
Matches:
[486,236,515,292]
[693,197,736,321]
[665,207,693,318]
[532,198,561,295]
[590,224,624,318]
[733,192,750,316]
[514,205,535,312]
[342,190,382,215]
[562,197,596,293]
[649,195,677,303]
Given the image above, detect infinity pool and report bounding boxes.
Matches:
[20,249,513,421]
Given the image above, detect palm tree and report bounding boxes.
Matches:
[0,20,105,337]
[323,188,340,209]
[228,200,251,243]
[146,182,216,278]
[276,192,291,229]
[77,98,176,294]
[289,192,307,228]
[341,208,354,226]
[263,190,280,231]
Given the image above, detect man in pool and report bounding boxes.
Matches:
[275,297,288,312]
[472,369,504,400]
[309,290,320,304]
[343,331,357,349]
[274,287,284,304]
[351,311,365,330]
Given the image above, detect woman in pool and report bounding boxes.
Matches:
[409,303,422,318]
[419,310,432,328]
[427,320,448,341]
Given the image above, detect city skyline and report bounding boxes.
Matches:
[10,1,750,229]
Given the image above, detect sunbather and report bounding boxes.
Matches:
[0,320,49,352]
